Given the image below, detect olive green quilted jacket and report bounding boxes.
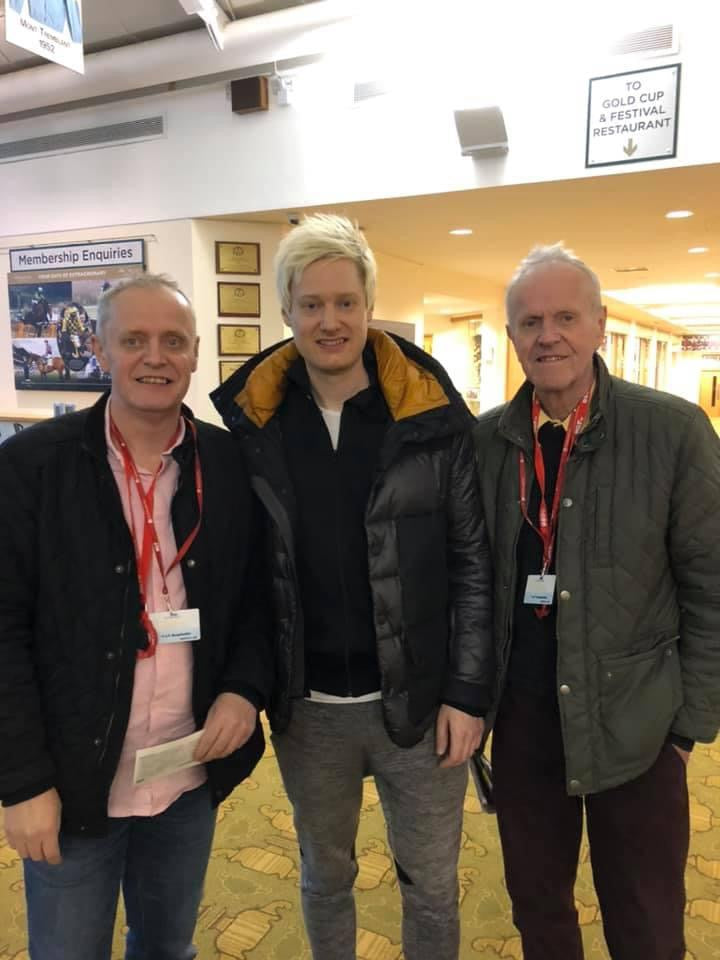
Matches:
[474,356,720,795]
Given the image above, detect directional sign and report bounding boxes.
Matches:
[586,64,680,168]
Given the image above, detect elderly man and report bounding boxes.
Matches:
[212,214,494,960]
[474,244,720,960]
[0,275,269,960]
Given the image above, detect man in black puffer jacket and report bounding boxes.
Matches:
[212,214,494,960]
[0,276,269,960]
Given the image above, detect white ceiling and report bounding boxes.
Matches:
[0,0,312,73]
[235,162,720,332]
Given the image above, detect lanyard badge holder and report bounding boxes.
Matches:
[110,416,203,657]
[518,390,590,618]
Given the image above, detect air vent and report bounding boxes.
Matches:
[613,266,649,273]
[0,116,165,164]
[610,23,678,58]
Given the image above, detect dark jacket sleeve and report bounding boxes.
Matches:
[441,431,495,714]
[0,444,57,806]
[216,485,275,712]
[668,407,720,743]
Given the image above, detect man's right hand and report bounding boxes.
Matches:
[3,788,62,864]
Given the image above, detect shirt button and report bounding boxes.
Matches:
[569,779,581,790]
[93,737,102,747]
[186,558,196,568]
[562,497,573,508]
[114,563,125,574]
[560,590,571,601]
[559,684,571,695]
[106,650,115,661]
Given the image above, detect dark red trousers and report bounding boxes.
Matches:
[491,685,689,960]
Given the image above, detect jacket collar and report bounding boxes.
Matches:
[81,390,197,467]
[214,328,471,432]
[498,353,610,453]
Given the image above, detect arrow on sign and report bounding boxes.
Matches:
[623,138,638,157]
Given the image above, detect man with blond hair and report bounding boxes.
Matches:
[474,244,720,960]
[0,275,269,959]
[212,214,494,960]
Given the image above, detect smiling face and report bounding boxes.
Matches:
[284,257,371,382]
[93,285,199,423]
[507,261,606,417]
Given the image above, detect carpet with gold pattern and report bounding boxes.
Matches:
[1,731,718,959]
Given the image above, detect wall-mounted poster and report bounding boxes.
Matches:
[217,282,261,317]
[8,239,145,392]
[217,324,260,356]
[215,242,261,275]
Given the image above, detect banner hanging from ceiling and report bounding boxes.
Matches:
[4,0,84,74]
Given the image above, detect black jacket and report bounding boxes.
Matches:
[212,330,494,747]
[0,393,269,835]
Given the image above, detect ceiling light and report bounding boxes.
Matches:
[449,228,473,236]
[688,246,709,254]
[665,210,694,219]
[705,272,720,279]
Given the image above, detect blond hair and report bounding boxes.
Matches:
[275,214,377,315]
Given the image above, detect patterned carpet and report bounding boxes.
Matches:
[1,730,719,959]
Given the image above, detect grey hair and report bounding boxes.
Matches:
[95,273,195,342]
[505,243,603,320]
[274,214,377,315]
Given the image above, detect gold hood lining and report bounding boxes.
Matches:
[234,328,450,428]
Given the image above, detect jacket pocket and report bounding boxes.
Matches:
[598,635,683,771]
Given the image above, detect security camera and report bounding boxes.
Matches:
[287,213,300,225]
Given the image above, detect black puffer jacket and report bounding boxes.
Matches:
[0,394,269,835]
[212,330,494,747]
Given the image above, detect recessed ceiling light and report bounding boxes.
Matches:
[688,246,709,254]
[705,272,720,279]
[449,228,473,236]
[665,209,694,219]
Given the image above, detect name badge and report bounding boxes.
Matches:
[524,574,556,606]
[149,608,201,644]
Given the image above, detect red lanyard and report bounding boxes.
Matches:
[518,390,590,614]
[110,416,203,659]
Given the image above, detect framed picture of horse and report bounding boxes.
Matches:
[7,262,144,392]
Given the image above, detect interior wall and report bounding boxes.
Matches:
[0,8,715,238]
[0,219,194,414]
[190,218,286,424]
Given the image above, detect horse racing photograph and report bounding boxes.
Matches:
[8,261,143,391]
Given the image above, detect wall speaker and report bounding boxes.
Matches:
[231,77,269,115]
[454,106,508,157]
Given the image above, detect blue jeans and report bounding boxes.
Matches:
[23,784,217,960]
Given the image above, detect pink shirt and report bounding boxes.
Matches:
[105,403,206,818]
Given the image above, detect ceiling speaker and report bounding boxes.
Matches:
[454,106,508,157]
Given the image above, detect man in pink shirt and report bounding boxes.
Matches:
[0,275,270,959]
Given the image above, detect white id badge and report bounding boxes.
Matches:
[149,608,201,644]
[523,575,557,606]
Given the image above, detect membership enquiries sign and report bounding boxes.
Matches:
[8,239,145,393]
[4,0,84,74]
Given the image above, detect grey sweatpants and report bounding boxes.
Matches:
[272,699,468,960]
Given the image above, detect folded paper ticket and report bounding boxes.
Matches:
[133,730,204,785]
